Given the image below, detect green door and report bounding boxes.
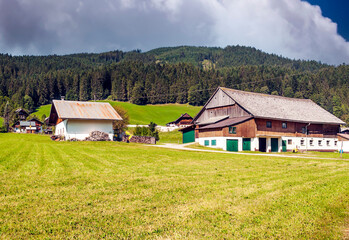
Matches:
[282,140,287,152]
[183,130,195,144]
[243,138,251,151]
[271,138,279,152]
[227,139,239,152]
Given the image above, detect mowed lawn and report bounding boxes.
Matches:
[0,134,348,239]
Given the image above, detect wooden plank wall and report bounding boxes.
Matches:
[206,89,235,109]
[197,105,251,123]
[255,118,340,138]
[198,119,256,138]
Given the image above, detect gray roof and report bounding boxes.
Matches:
[220,87,345,125]
[52,100,122,121]
[200,116,253,129]
[20,121,36,127]
[197,115,229,125]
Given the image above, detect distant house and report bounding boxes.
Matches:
[166,113,193,128]
[15,109,29,120]
[48,100,122,141]
[12,118,43,133]
[181,87,345,152]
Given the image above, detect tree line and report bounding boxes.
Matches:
[0,46,348,125]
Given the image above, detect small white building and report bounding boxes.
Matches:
[48,100,122,141]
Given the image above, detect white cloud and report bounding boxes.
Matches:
[0,0,348,64]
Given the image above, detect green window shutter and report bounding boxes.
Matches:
[229,126,236,134]
[211,140,216,146]
[204,140,209,146]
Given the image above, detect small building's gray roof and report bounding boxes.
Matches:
[52,100,122,121]
[220,87,345,125]
[20,121,36,127]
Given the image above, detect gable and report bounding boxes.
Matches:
[206,89,235,109]
[193,88,251,124]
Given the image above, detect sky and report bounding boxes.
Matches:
[0,0,348,65]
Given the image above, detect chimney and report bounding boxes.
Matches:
[61,96,65,101]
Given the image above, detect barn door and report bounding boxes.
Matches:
[183,130,195,144]
[227,139,238,152]
[271,138,279,152]
[282,140,287,152]
[243,138,251,151]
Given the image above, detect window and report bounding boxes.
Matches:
[302,127,306,134]
[301,139,305,146]
[310,140,314,146]
[282,122,287,129]
[266,121,272,128]
[326,140,330,146]
[335,141,337,146]
[288,139,292,145]
[229,126,236,134]
[211,140,216,146]
[318,140,322,146]
[204,140,209,146]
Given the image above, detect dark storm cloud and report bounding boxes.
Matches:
[0,0,348,64]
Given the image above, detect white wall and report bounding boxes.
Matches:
[66,119,114,140]
[55,119,114,141]
[196,136,340,152]
[55,120,67,139]
[338,140,349,153]
[198,137,243,151]
[282,136,339,152]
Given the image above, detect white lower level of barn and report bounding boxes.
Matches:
[55,119,114,141]
[196,136,345,152]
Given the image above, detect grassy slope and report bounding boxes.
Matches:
[29,104,51,120]
[31,102,201,126]
[0,133,348,239]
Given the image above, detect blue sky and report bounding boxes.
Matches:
[0,0,348,65]
[305,0,349,41]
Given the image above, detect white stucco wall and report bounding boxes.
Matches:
[55,120,67,138]
[55,119,114,141]
[338,140,349,153]
[196,136,340,152]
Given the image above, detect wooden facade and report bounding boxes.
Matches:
[191,87,345,152]
[198,118,340,139]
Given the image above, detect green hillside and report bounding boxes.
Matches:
[29,104,51,120]
[32,102,201,126]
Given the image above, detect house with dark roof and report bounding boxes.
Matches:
[181,87,346,152]
[166,113,193,128]
[48,100,122,140]
[15,108,29,120]
[12,118,43,133]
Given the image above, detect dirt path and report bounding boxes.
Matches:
[150,143,348,161]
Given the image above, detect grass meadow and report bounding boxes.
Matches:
[31,102,201,126]
[0,133,348,239]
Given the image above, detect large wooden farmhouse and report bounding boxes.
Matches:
[181,87,346,152]
[48,100,122,141]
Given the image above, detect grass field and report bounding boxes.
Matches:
[31,102,201,125]
[0,133,348,239]
[29,104,51,120]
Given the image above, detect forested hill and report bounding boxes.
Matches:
[0,45,348,125]
[146,46,327,71]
